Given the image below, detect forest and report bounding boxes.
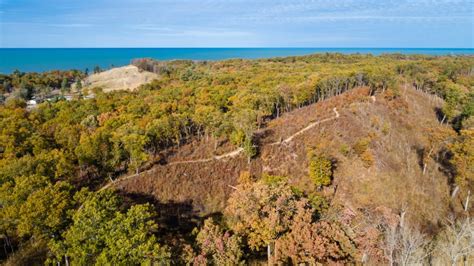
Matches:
[0,53,473,265]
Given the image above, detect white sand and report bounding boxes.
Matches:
[84,65,159,92]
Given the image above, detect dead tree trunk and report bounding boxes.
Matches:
[464,191,471,212]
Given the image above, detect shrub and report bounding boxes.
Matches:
[262,174,287,185]
[339,144,350,156]
[360,150,375,168]
[308,192,329,216]
[382,122,391,135]
[308,150,333,188]
[353,137,371,156]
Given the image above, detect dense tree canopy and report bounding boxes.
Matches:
[49,190,170,265]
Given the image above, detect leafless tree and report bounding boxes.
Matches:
[397,225,430,266]
[382,221,430,265]
[383,225,398,266]
[435,218,474,266]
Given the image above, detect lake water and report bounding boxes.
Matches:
[1,48,473,74]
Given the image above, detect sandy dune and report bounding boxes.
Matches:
[84,65,159,92]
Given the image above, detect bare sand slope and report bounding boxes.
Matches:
[84,65,159,92]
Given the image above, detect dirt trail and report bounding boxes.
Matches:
[100,108,339,191]
[99,148,245,191]
[167,147,244,165]
[272,108,339,145]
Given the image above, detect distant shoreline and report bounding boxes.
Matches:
[1,48,473,74]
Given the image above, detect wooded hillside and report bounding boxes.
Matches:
[1,54,473,265]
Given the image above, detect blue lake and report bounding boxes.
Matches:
[1,48,473,73]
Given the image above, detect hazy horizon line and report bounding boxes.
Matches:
[1,47,473,49]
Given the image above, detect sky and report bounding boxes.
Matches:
[0,0,473,48]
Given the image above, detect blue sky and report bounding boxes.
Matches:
[1,0,473,47]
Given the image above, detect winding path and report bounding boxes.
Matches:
[168,147,244,165]
[271,107,339,145]
[100,108,339,191]
[99,147,245,191]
